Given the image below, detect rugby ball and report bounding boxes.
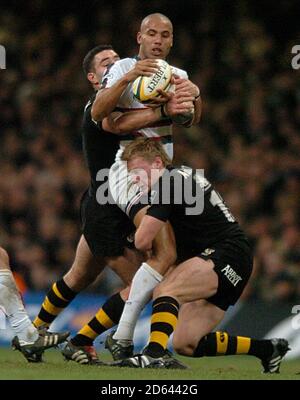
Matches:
[132,59,172,103]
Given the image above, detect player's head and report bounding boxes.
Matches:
[137,13,173,60]
[83,45,120,90]
[121,138,171,190]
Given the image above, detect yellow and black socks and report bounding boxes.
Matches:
[33,279,77,328]
[144,296,179,358]
[194,332,273,359]
[71,292,125,346]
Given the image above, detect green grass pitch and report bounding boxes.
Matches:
[0,347,299,380]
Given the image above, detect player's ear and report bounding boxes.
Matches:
[87,72,97,85]
[137,32,142,45]
[170,33,173,48]
[153,156,163,168]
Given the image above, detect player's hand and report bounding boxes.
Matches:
[125,59,159,82]
[165,93,194,117]
[147,88,172,105]
[173,77,200,99]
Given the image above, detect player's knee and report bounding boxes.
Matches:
[0,247,10,270]
[119,286,130,301]
[163,245,177,265]
[154,246,177,272]
[64,264,96,291]
[108,256,135,285]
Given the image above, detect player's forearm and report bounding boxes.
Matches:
[145,222,177,274]
[134,215,165,252]
[91,76,131,122]
[106,107,163,134]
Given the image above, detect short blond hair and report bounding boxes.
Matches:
[121,138,172,167]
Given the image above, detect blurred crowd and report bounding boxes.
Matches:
[0,0,299,302]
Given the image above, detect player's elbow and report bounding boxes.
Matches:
[91,105,104,122]
[91,98,109,122]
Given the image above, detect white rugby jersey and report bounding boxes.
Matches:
[102,57,188,160]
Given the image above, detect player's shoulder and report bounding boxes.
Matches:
[173,166,212,191]
[170,64,188,79]
[83,93,96,112]
[82,93,103,128]
[109,57,136,72]
[102,58,136,86]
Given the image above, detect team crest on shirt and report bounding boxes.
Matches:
[201,248,215,256]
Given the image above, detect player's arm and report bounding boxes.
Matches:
[133,204,171,252]
[102,107,165,134]
[134,215,166,251]
[91,60,159,122]
[102,96,193,134]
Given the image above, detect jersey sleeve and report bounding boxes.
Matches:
[101,62,125,88]
[84,99,103,130]
[171,66,188,80]
[128,188,172,222]
[146,204,172,222]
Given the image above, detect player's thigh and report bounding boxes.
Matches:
[173,299,225,355]
[64,235,106,289]
[155,257,218,303]
[107,247,143,285]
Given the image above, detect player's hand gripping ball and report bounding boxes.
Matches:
[132,59,172,104]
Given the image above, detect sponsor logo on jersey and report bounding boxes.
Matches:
[201,248,215,256]
[220,332,226,342]
[221,265,242,287]
[126,233,135,243]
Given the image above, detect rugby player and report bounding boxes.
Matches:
[0,247,69,362]
[92,13,202,354]
[113,139,290,373]
[32,45,141,364]
[33,44,188,364]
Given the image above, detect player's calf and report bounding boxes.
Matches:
[191,332,290,373]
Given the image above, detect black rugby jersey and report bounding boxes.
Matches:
[130,166,248,257]
[82,94,120,194]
